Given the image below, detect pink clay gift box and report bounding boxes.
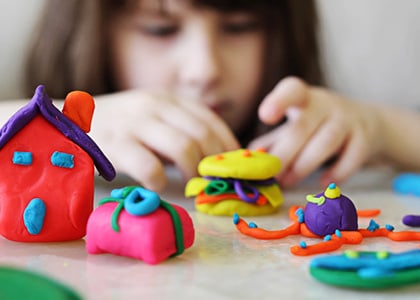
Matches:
[86,186,195,264]
[0,85,115,242]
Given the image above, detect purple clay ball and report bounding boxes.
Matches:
[304,191,358,236]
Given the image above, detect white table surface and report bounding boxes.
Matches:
[1,166,420,300]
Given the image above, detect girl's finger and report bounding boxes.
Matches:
[259,76,309,125]
[282,117,348,186]
[114,139,167,192]
[320,127,369,186]
[135,118,203,180]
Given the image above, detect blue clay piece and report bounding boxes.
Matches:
[358,267,394,279]
[12,151,33,165]
[392,173,420,197]
[124,187,160,216]
[51,151,74,168]
[367,219,380,232]
[233,213,239,225]
[248,222,258,228]
[385,224,394,231]
[23,198,46,235]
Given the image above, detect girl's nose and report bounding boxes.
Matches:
[175,24,222,93]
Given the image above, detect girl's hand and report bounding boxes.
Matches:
[249,77,383,187]
[91,90,239,191]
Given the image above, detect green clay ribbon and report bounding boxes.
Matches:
[98,186,139,232]
[159,200,185,257]
[204,180,235,195]
[98,187,185,257]
[98,198,125,232]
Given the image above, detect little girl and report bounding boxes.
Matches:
[3,0,420,191]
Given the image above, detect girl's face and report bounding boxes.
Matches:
[108,0,266,133]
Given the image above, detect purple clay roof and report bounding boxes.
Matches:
[0,85,116,181]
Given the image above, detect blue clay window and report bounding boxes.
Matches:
[13,151,33,165]
[51,151,74,169]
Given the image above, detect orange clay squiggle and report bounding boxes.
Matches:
[234,206,420,256]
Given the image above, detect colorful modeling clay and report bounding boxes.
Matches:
[0,266,81,299]
[185,149,284,216]
[392,173,420,197]
[86,186,195,265]
[310,249,420,289]
[0,85,115,242]
[402,215,420,227]
[234,183,420,256]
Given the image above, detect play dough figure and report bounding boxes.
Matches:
[310,249,420,289]
[0,85,116,242]
[234,183,420,256]
[86,186,195,265]
[185,149,284,216]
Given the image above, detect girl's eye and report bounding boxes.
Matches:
[141,25,178,37]
[136,18,179,38]
[223,16,261,34]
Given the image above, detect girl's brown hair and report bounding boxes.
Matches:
[25,0,323,99]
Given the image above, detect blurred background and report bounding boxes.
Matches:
[0,0,419,108]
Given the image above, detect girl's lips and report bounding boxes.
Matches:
[207,100,230,115]
[209,104,223,114]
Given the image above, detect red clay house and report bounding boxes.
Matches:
[0,85,115,242]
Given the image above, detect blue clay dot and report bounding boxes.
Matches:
[233,213,239,225]
[367,219,380,232]
[248,222,258,229]
[300,241,307,249]
[324,235,332,241]
[335,229,342,238]
[298,214,304,223]
[329,183,336,189]
[385,224,395,231]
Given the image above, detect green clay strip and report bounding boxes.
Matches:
[98,197,125,232]
[160,200,185,256]
[205,180,234,195]
[306,194,325,205]
[310,266,420,289]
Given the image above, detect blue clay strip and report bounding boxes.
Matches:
[23,198,46,235]
[12,151,32,165]
[310,249,420,273]
[51,151,74,168]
